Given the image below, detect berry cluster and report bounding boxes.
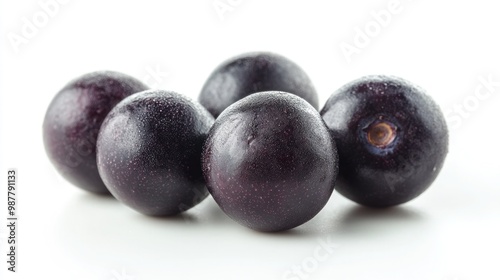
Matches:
[43,52,448,232]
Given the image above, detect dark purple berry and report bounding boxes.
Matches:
[202,91,338,232]
[43,71,148,193]
[199,52,318,118]
[320,76,449,207]
[96,90,214,216]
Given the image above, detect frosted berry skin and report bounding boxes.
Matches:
[320,76,449,207]
[198,52,319,118]
[96,90,214,216]
[202,91,338,232]
[43,71,148,194]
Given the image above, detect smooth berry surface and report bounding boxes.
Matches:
[202,91,338,232]
[199,52,318,118]
[97,90,214,216]
[43,71,148,193]
[320,76,449,207]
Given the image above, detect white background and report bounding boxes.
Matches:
[1,0,500,279]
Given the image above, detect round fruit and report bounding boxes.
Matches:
[320,76,449,207]
[202,91,338,232]
[96,90,214,216]
[198,52,318,118]
[43,71,148,193]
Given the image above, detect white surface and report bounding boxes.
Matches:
[1,1,499,279]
